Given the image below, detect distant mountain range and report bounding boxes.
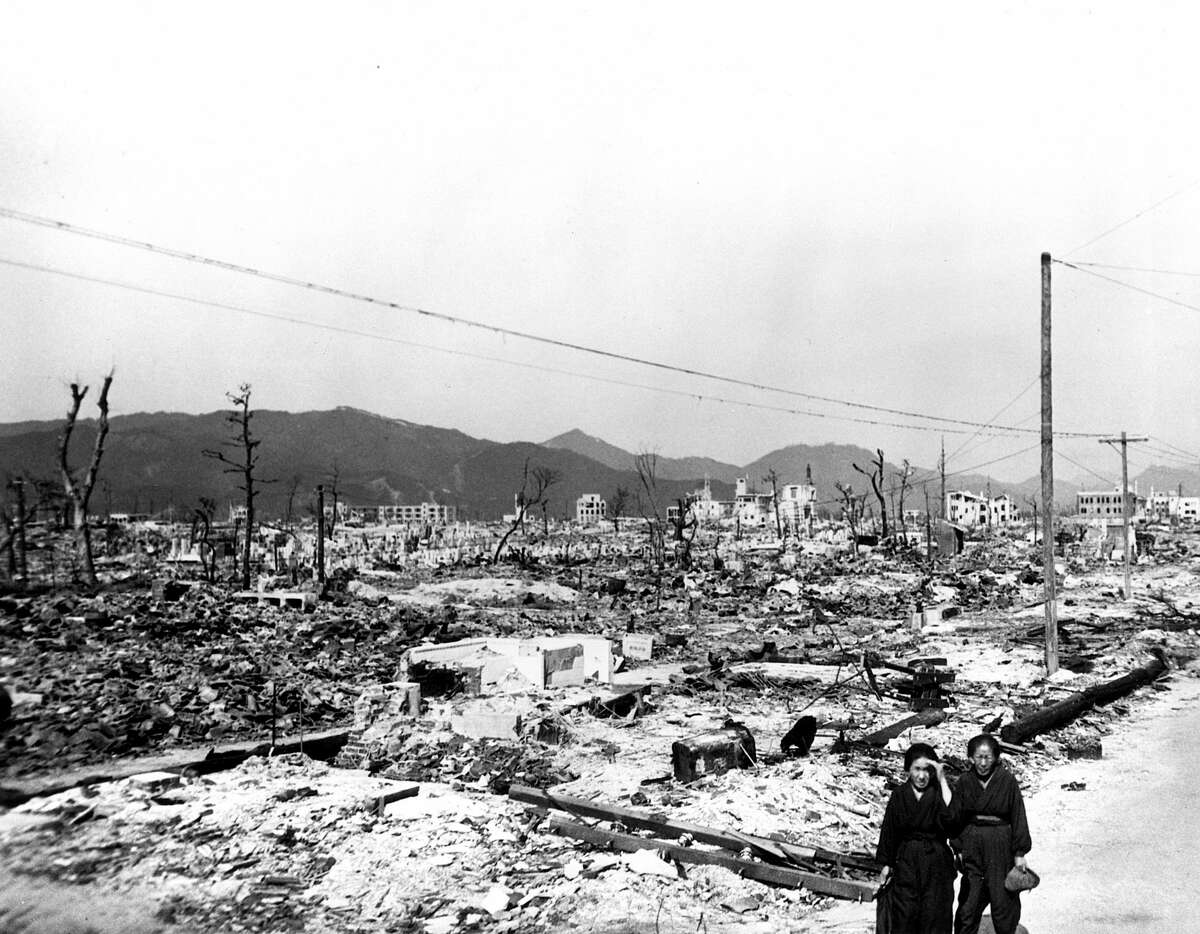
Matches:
[0,408,1190,520]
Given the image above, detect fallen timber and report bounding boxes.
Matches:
[545,817,878,901]
[999,653,1168,745]
[858,709,946,747]
[0,727,349,807]
[508,784,878,873]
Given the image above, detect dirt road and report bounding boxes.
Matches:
[1020,675,1200,934]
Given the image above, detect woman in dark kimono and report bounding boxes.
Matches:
[951,734,1032,934]
[875,742,956,934]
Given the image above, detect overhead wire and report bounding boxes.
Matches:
[1070,262,1200,278]
[1149,436,1200,460]
[0,206,1107,438]
[946,411,1039,470]
[944,376,1039,465]
[810,442,1041,509]
[1054,449,1116,488]
[1061,179,1200,258]
[1137,439,1195,460]
[0,254,1028,438]
[1056,259,1200,317]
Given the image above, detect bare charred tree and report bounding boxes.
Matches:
[669,496,699,569]
[190,497,217,582]
[835,481,866,557]
[0,486,17,583]
[202,384,268,589]
[0,476,36,584]
[634,452,667,604]
[59,372,114,585]
[532,467,559,538]
[893,459,913,541]
[609,485,629,534]
[493,459,559,562]
[1025,496,1040,542]
[327,462,341,536]
[284,475,302,527]
[853,448,889,540]
[763,468,783,539]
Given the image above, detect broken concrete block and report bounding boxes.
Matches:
[543,642,585,687]
[570,636,614,683]
[127,770,182,792]
[623,634,654,661]
[450,702,524,739]
[353,682,421,732]
[401,639,491,679]
[1066,737,1102,760]
[671,722,756,783]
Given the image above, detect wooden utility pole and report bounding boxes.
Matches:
[938,438,946,520]
[316,484,326,583]
[1041,252,1058,674]
[1099,432,1148,600]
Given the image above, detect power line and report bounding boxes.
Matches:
[945,376,1039,465]
[0,254,1033,439]
[1071,261,1200,278]
[945,414,1037,472]
[1056,259,1200,317]
[1054,449,1116,487]
[1149,435,1200,460]
[812,442,1041,509]
[0,205,1107,438]
[1062,179,1200,257]
[1140,443,1199,466]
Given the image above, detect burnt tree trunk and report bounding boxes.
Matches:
[58,373,114,586]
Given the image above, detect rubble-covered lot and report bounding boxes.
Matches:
[3,527,1200,933]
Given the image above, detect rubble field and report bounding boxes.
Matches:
[3,525,1200,933]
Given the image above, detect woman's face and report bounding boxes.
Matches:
[909,758,933,790]
[971,745,997,777]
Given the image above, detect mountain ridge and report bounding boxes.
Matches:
[1,409,1186,520]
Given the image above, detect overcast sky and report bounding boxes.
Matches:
[2,2,1199,485]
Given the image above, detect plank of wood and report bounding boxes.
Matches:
[368,783,420,815]
[507,784,877,873]
[547,817,877,901]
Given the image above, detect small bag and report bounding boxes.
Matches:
[875,878,893,934]
[1004,864,1041,892]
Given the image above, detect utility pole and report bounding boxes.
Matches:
[939,437,946,520]
[1099,432,1148,600]
[316,484,326,583]
[1041,252,1058,674]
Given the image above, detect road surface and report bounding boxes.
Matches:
[1020,675,1200,934]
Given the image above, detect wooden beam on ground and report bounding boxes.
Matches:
[547,817,877,901]
[858,709,946,747]
[366,783,420,816]
[0,728,349,807]
[1000,653,1167,745]
[508,784,877,873]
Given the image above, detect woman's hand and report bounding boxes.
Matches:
[879,865,892,884]
[1014,855,1028,871]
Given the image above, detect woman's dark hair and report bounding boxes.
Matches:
[903,742,939,771]
[967,734,1002,759]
